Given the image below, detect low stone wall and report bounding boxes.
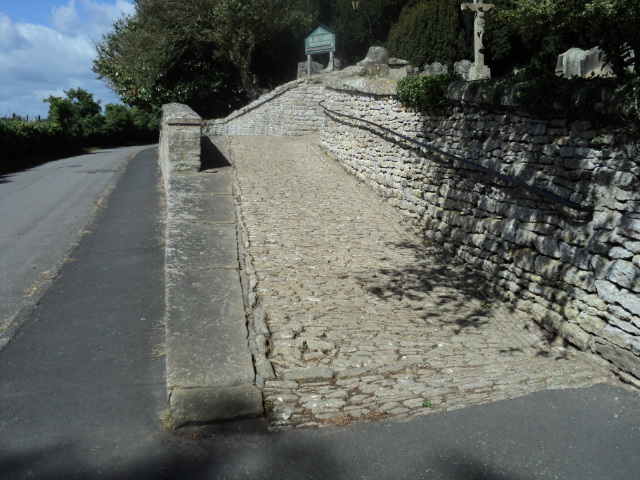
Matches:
[159,103,202,187]
[203,78,326,136]
[320,78,640,386]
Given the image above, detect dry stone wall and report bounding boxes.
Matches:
[320,79,640,386]
[194,70,639,385]
[203,78,326,137]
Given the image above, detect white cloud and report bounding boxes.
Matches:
[0,1,134,119]
[50,1,84,35]
[0,13,28,51]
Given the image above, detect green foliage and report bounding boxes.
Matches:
[618,75,640,125]
[45,88,105,142]
[1,89,159,175]
[476,69,640,137]
[94,0,312,110]
[396,73,461,113]
[500,0,640,77]
[103,104,159,141]
[465,0,538,76]
[315,0,405,65]
[387,0,466,69]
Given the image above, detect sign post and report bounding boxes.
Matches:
[304,24,336,76]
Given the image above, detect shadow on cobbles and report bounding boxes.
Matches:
[358,240,496,332]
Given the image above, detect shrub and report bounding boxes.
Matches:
[396,73,461,113]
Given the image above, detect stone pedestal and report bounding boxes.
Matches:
[469,64,491,81]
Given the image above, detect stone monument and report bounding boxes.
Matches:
[357,46,391,76]
[461,0,494,80]
[454,59,473,80]
[555,47,614,78]
[424,62,448,75]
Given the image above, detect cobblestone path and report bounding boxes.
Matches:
[227,135,615,430]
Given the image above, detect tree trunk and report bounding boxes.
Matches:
[239,66,260,101]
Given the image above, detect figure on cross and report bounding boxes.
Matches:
[461,0,494,80]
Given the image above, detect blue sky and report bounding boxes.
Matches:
[0,0,135,119]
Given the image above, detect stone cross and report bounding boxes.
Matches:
[461,0,494,80]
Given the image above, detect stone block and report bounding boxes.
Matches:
[561,265,596,292]
[576,312,607,336]
[595,341,640,379]
[284,368,335,382]
[166,222,238,270]
[534,256,562,280]
[605,259,640,291]
[559,323,591,351]
[531,302,564,331]
[165,268,254,389]
[169,385,263,428]
[534,236,560,258]
[513,248,537,272]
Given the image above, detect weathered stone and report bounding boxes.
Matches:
[454,60,472,80]
[606,260,640,291]
[576,312,607,336]
[284,368,335,383]
[595,341,640,378]
[559,323,591,350]
[424,62,448,76]
[595,280,620,304]
[556,47,613,79]
[159,104,202,185]
[534,256,562,280]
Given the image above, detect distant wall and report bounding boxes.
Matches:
[203,78,326,137]
[320,77,640,386]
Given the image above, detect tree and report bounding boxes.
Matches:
[94,0,312,109]
[316,0,405,65]
[104,104,159,143]
[500,0,640,77]
[44,88,105,141]
[387,0,466,68]
[93,12,246,117]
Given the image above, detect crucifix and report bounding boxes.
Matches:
[461,0,494,80]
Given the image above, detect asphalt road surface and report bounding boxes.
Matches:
[0,146,149,343]
[0,147,638,479]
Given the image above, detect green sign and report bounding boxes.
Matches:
[305,25,335,55]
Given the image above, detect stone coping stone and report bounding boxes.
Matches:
[164,156,263,426]
[323,72,397,96]
[168,171,233,195]
[446,80,520,107]
[162,103,202,125]
[167,190,236,224]
[165,267,255,389]
[166,222,238,270]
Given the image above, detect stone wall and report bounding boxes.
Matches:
[203,78,326,136]
[159,103,202,188]
[320,78,640,386]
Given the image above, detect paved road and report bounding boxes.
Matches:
[0,146,149,342]
[0,144,638,479]
[0,147,174,477]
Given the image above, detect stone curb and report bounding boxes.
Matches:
[163,147,263,428]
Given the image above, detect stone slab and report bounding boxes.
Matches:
[165,267,255,389]
[169,385,264,428]
[166,222,238,270]
[169,171,233,195]
[168,191,236,224]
